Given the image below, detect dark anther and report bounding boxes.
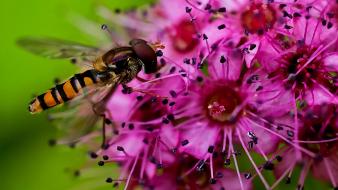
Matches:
[256,86,263,91]
[181,139,189,146]
[204,4,211,10]
[149,156,157,164]
[162,99,168,105]
[128,123,134,130]
[156,163,163,169]
[169,66,176,74]
[146,127,154,132]
[192,57,197,65]
[276,155,283,162]
[98,161,105,166]
[224,159,231,166]
[48,139,56,147]
[208,145,215,153]
[151,97,157,103]
[287,130,294,137]
[113,182,119,187]
[244,173,252,179]
[247,74,259,84]
[306,6,312,11]
[183,58,190,64]
[113,129,119,135]
[249,44,256,50]
[284,25,293,29]
[283,11,292,19]
[104,118,112,124]
[169,90,177,98]
[101,24,108,30]
[220,55,226,63]
[156,50,163,57]
[136,95,143,101]
[102,144,110,150]
[69,143,76,149]
[114,8,121,14]
[196,76,203,82]
[216,172,223,178]
[293,12,301,17]
[103,155,109,160]
[89,152,98,159]
[305,15,311,20]
[117,146,124,151]
[327,22,333,29]
[203,34,208,40]
[327,12,334,18]
[218,24,226,30]
[160,58,166,66]
[155,73,161,78]
[169,102,176,106]
[209,178,217,184]
[167,114,175,121]
[74,170,80,177]
[185,6,192,13]
[162,118,170,124]
[263,161,274,170]
[279,4,287,9]
[218,7,226,12]
[70,58,77,64]
[106,177,113,183]
[121,122,126,128]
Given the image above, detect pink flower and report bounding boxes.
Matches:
[253,3,338,106]
[148,155,253,190]
[92,75,187,188]
[168,28,296,189]
[274,104,338,190]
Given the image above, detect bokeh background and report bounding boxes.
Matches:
[0,0,332,189]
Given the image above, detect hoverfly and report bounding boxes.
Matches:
[18,37,165,114]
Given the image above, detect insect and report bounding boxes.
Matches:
[18,37,165,114]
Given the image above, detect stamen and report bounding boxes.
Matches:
[324,158,337,188]
[297,160,312,190]
[237,128,270,190]
[123,154,139,190]
[230,138,245,190]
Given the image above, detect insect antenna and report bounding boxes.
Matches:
[101,24,121,47]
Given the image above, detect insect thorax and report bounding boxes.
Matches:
[114,57,143,84]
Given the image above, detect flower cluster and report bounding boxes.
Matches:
[50,0,338,189]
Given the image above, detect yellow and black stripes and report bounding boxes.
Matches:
[29,69,100,114]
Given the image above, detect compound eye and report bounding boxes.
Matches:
[130,39,157,74]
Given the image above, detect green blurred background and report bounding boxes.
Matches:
[0,0,151,190]
[0,0,332,189]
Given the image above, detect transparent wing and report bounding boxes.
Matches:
[17,37,100,60]
[49,79,119,144]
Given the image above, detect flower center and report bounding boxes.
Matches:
[278,46,335,96]
[241,3,277,34]
[204,83,242,124]
[299,105,338,157]
[169,20,199,53]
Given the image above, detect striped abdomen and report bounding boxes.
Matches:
[29,69,101,114]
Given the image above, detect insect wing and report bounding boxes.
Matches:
[17,37,100,60]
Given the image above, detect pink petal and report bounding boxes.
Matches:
[179,123,219,158]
